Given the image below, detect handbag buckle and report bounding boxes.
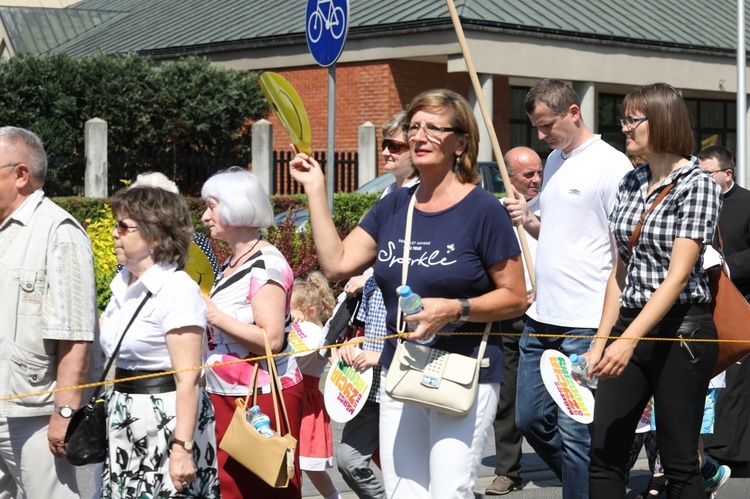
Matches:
[420,373,441,388]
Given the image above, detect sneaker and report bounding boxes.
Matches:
[705,464,731,498]
[485,475,522,495]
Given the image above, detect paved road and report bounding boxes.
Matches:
[77,424,750,498]
[76,371,750,498]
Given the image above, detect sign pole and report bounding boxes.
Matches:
[306,0,350,213]
[327,65,336,212]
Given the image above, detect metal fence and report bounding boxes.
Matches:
[48,150,359,197]
[273,150,358,195]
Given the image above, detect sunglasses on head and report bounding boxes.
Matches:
[381,138,409,154]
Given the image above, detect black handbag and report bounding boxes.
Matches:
[64,292,152,466]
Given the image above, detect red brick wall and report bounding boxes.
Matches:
[267,62,512,177]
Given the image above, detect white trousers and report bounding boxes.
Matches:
[379,372,500,499]
[0,416,79,499]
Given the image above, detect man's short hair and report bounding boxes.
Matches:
[525,79,581,116]
[697,145,735,171]
[0,126,47,180]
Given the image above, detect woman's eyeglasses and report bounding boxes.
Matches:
[402,122,466,139]
[381,139,409,154]
[114,220,139,235]
[620,116,648,129]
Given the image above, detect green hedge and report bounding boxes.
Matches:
[54,192,380,310]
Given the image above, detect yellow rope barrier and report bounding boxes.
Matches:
[2,330,747,402]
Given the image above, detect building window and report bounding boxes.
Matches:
[686,98,737,155]
[509,86,550,161]
[599,93,737,157]
[598,94,626,153]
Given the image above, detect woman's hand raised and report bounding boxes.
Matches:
[289,145,326,191]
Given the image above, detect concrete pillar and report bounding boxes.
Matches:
[574,81,596,132]
[251,119,274,195]
[84,118,107,198]
[358,121,378,187]
[469,74,494,162]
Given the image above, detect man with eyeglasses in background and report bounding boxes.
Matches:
[503,79,631,499]
[698,144,750,472]
[0,126,96,498]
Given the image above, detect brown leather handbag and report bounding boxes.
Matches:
[219,329,297,488]
[708,230,750,376]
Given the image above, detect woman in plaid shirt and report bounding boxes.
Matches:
[583,83,723,498]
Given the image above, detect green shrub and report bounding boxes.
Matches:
[84,206,118,311]
[56,191,381,309]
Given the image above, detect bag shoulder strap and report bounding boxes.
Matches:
[94,291,153,399]
[396,189,419,334]
[628,181,676,257]
[242,329,292,435]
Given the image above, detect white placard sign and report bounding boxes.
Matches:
[288,321,324,357]
[324,350,372,423]
[539,349,596,424]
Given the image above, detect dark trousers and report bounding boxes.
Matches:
[589,304,717,499]
[492,317,524,481]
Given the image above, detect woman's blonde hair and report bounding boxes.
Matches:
[292,271,336,323]
[404,89,479,184]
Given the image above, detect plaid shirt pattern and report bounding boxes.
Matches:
[611,158,722,308]
[355,276,387,403]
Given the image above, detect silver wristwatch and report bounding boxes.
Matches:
[54,405,74,418]
[458,298,471,322]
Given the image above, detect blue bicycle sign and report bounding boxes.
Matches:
[306,0,349,67]
[308,0,345,42]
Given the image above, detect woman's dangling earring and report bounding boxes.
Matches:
[455,155,462,169]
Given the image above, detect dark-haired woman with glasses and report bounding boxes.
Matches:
[291,89,527,498]
[100,186,220,498]
[583,83,723,498]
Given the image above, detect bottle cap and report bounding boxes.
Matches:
[249,405,261,414]
[398,285,412,297]
[569,354,579,363]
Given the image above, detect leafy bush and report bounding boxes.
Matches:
[56,190,381,308]
[265,215,318,280]
[84,206,118,311]
[0,53,268,196]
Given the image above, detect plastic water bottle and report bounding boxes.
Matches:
[247,405,275,438]
[398,285,434,344]
[569,354,598,390]
[398,285,423,330]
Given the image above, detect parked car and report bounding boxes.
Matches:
[274,162,505,230]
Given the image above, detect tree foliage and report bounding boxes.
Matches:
[0,53,268,195]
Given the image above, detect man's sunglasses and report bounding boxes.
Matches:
[381,139,409,154]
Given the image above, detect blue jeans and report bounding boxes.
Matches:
[515,319,594,499]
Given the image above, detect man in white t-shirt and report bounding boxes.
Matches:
[504,80,631,499]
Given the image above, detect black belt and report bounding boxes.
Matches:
[114,368,176,394]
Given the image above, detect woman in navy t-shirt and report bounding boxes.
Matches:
[291,89,527,498]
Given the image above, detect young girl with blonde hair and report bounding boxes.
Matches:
[290,271,341,499]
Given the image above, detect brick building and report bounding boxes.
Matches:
[1,0,747,183]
